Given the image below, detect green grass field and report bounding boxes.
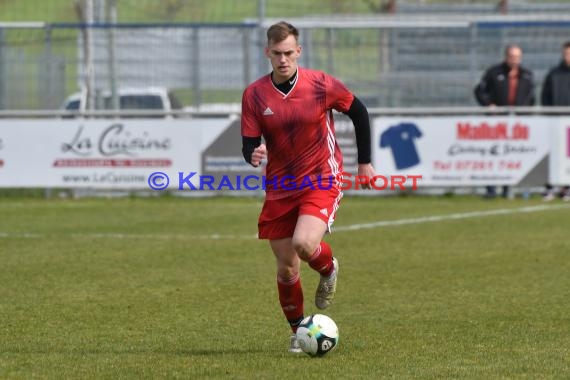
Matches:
[1,195,569,379]
[0,0,532,23]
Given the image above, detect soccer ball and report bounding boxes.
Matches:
[295,314,339,357]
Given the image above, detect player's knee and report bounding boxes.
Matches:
[277,267,299,281]
[291,237,318,261]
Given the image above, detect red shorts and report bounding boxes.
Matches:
[258,187,343,240]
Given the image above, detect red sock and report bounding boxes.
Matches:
[307,241,334,277]
[277,273,304,333]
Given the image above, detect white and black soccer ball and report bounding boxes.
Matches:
[295,314,339,357]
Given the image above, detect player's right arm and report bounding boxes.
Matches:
[241,87,265,167]
[242,137,266,167]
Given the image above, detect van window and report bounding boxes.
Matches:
[65,99,80,110]
[102,95,164,110]
[122,95,164,110]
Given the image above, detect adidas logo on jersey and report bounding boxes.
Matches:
[263,107,274,116]
[320,208,329,217]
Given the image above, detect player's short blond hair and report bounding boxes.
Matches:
[266,21,299,45]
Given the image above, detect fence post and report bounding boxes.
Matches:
[469,22,479,90]
[242,27,251,88]
[107,0,119,110]
[301,27,312,69]
[40,26,54,109]
[378,27,391,75]
[326,27,335,75]
[192,26,201,107]
[257,0,266,81]
[0,29,5,109]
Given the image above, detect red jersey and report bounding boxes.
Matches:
[241,67,354,198]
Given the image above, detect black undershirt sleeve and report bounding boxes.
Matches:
[242,136,261,165]
[343,96,371,164]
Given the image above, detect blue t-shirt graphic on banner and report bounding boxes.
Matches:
[380,123,423,170]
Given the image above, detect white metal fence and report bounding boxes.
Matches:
[0,13,570,109]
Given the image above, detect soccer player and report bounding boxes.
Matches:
[241,21,376,353]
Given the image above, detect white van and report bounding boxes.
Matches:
[61,87,183,116]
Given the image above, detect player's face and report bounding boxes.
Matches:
[265,34,302,83]
[505,47,522,70]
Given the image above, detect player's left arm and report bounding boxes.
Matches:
[325,73,376,188]
[343,96,376,189]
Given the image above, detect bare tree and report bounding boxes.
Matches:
[498,0,509,14]
[330,0,348,13]
[161,0,185,21]
[362,0,397,13]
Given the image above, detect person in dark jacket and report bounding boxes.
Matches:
[475,44,535,107]
[474,44,536,198]
[541,41,570,201]
[541,41,570,107]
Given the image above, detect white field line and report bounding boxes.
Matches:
[333,203,570,232]
[0,231,258,240]
[1,203,569,240]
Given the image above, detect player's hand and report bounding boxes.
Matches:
[357,163,376,190]
[251,143,267,167]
